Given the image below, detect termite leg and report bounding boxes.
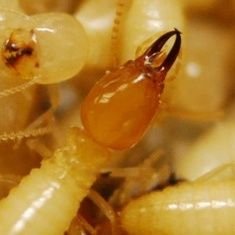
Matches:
[88,190,117,235]
[195,163,235,183]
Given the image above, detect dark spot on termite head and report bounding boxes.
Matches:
[4,43,33,65]
[2,28,40,76]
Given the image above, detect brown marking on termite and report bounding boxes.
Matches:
[2,28,40,76]
[4,43,33,66]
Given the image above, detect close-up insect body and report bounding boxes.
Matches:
[0,1,233,235]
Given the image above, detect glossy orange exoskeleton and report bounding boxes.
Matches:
[81,29,181,150]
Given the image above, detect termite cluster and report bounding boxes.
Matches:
[0,0,234,235]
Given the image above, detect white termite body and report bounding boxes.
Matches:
[121,180,235,235]
[0,128,108,235]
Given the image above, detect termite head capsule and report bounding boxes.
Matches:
[81,29,181,150]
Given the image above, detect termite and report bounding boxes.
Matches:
[0,9,88,141]
[120,117,235,235]
[121,168,235,235]
[0,9,88,88]
[81,29,181,150]
[0,128,109,235]
[0,30,181,235]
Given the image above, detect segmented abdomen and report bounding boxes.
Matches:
[0,130,108,235]
[121,180,235,235]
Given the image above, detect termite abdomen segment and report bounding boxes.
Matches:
[144,29,181,75]
[121,180,235,235]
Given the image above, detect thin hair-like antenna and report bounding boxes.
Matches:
[110,0,128,67]
[0,76,39,98]
[0,125,53,142]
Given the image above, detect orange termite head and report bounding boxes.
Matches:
[81,29,182,150]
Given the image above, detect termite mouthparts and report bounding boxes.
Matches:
[144,28,181,75]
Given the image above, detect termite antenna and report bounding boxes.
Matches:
[144,29,182,73]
